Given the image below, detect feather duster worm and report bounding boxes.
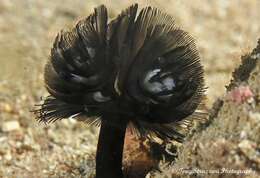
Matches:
[33,4,206,178]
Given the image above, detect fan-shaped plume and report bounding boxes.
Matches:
[33,4,206,141]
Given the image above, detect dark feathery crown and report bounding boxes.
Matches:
[34,4,206,142]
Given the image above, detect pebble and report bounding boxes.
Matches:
[0,103,13,113]
[238,140,258,162]
[1,121,20,132]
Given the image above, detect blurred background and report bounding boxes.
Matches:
[0,0,259,177]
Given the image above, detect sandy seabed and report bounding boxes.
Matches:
[0,0,259,177]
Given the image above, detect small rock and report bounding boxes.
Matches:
[249,112,260,121]
[0,137,7,143]
[240,130,247,139]
[0,103,13,113]
[4,151,12,161]
[238,140,259,163]
[238,140,256,151]
[1,121,20,132]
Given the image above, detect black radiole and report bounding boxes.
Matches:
[34,4,206,178]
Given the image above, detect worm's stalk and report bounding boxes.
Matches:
[96,117,128,178]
